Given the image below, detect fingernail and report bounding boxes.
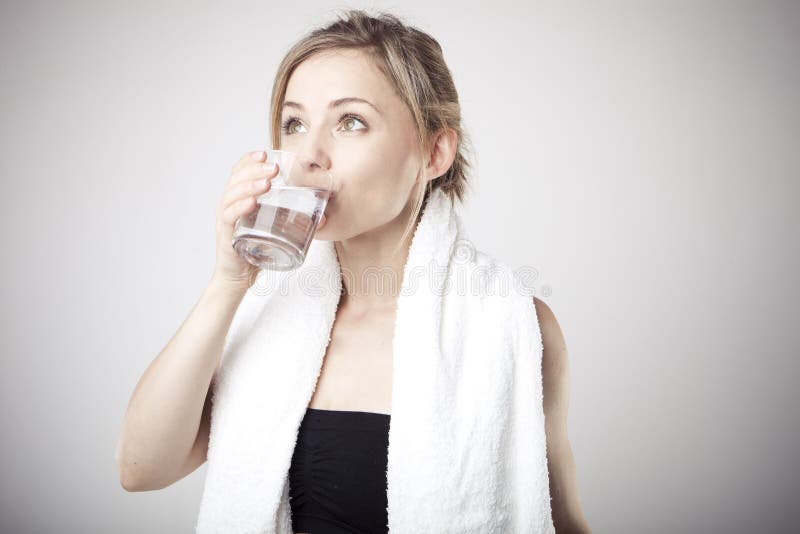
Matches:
[251,151,264,160]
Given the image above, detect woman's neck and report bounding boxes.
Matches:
[334,200,420,312]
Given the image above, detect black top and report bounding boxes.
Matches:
[289,408,391,534]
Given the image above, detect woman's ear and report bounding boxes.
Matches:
[424,128,458,184]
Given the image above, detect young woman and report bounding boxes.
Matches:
[117,10,590,534]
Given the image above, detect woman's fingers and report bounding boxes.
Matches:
[217,154,280,228]
[220,175,271,216]
[221,195,258,227]
[230,150,266,176]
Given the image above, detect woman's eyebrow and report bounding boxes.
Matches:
[282,97,382,114]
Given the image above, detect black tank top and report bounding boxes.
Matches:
[289,408,391,533]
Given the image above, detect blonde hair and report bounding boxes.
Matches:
[269,9,474,255]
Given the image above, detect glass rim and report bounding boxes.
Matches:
[263,148,334,189]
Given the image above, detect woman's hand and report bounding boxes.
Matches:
[211,150,279,290]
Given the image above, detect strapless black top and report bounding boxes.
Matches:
[288,408,391,533]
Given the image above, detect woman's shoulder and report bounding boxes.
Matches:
[533,296,563,347]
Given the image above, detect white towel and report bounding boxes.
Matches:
[195,187,555,533]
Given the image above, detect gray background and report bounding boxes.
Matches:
[1,0,798,532]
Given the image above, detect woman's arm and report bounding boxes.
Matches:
[534,297,592,534]
[116,278,249,491]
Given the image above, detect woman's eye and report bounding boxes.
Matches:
[284,120,305,134]
[281,114,367,136]
[340,116,366,132]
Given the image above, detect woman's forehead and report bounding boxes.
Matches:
[284,50,393,109]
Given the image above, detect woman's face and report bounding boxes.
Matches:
[278,48,424,241]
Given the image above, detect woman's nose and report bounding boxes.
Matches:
[296,128,333,171]
[296,149,330,173]
[295,153,330,179]
[295,146,332,182]
[293,151,333,189]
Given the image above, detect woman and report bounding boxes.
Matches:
[117,9,591,534]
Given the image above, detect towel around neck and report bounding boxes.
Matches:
[195,187,555,533]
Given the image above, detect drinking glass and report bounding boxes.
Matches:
[232,149,334,271]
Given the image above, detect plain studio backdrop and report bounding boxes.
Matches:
[1,1,798,532]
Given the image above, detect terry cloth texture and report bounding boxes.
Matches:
[195,187,555,533]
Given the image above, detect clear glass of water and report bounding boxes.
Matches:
[232,149,334,271]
